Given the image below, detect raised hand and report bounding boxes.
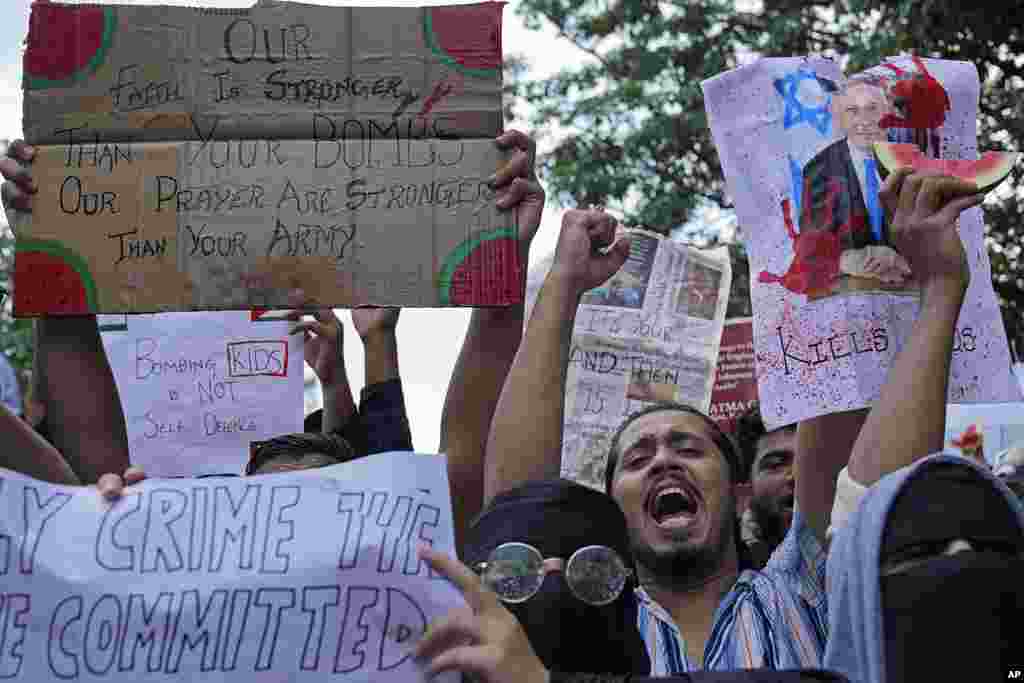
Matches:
[550,208,631,297]
[415,544,548,683]
[878,168,983,291]
[0,140,36,223]
[96,466,147,500]
[351,306,400,342]
[289,308,344,388]
[493,130,545,249]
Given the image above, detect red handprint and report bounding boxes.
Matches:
[878,56,950,156]
[758,179,861,298]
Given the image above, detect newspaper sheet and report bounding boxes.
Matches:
[527,230,730,490]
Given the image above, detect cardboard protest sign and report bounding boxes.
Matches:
[708,318,757,431]
[527,231,731,490]
[98,311,304,477]
[0,451,462,682]
[702,56,1022,428]
[14,2,518,314]
[0,353,21,416]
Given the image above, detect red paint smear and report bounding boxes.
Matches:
[429,3,503,71]
[878,57,950,155]
[419,76,460,118]
[952,423,982,450]
[757,180,859,297]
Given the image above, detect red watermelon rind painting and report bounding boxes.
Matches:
[437,227,519,306]
[14,238,99,315]
[24,5,118,91]
[423,5,502,79]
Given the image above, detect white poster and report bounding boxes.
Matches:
[527,231,731,489]
[0,451,461,682]
[99,312,304,476]
[703,56,1021,428]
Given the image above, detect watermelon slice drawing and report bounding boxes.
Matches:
[424,3,502,78]
[873,142,1019,194]
[24,3,117,90]
[438,227,521,306]
[14,239,98,316]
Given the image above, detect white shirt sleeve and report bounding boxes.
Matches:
[827,466,869,541]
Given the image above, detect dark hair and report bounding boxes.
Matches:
[246,432,356,475]
[604,401,741,495]
[733,405,797,483]
[604,402,754,571]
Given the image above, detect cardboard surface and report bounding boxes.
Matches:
[23,2,503,143]
[16,2,519,314]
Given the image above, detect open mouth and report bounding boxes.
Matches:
[649,486,698,528]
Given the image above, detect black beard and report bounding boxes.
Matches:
[749,495,788,549]
[630,511,736,591]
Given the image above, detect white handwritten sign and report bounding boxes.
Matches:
[99,311,304,476]
[0,451,461,682]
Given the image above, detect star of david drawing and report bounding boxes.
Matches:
[774,68,837,136]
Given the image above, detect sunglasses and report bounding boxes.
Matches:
[474,542,633,606]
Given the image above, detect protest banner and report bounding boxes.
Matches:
[0,352,21,416]
[98,311,304,477]
[708,318,757,431]
[13,2,518,314]
[527,230,731,490]
[702,55,1022,428]
[0,451,462,682]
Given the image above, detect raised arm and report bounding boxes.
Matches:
[483,210,630,505]
[847,170,983,485]
[352,307,413,455]
[796,409,867,543]
[2,141,130,482]
[439,131,545,551]
[0,401,79,484]
[33,317,130,482]
[289,306,357,436]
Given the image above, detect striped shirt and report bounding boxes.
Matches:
[635,509,828,673]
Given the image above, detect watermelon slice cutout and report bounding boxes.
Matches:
[14,239,98,316]
[24,4,117,90]
[424,4,503,78]
[438,227,521,306]
[873,143,1019,194]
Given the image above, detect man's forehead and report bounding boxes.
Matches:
[620,410,713,446]
[839,82,886,103]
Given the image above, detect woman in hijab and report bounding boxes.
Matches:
[459,478,651,675]
[824,454,1024,683]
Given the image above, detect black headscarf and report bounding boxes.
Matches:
[879,462,1024,683]
[465,479,650,675]
[824,455,1024,683]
